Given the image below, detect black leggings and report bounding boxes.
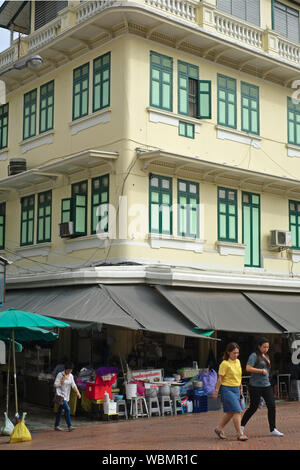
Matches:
[241,385,276,432]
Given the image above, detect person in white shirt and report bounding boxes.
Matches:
[54,361,81,431]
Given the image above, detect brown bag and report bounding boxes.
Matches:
[53,394,64,406]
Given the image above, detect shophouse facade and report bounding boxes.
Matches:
[0,1,300,376]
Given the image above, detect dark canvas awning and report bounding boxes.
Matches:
[100,285,208,338]
[243,292,300,333]
[0,1,30,34]
[156,286,283,334]
[4,285,140,330]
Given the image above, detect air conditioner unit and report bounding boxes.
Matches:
[59,221,74,238]
[270,230,292,248]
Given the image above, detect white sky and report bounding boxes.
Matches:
[0,0,12,53]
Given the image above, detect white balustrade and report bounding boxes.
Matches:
[0,44,19,70]
[77,0,115,23]
[214,12,262,49]
[29,20,61,51]
[278,38,300,64]
[145,0,198,22]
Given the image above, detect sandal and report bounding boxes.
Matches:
[215,428,227,440]
[237,434,248,441]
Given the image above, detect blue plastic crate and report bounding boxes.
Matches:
[193,395,208,413]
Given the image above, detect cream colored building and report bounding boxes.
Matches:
[0,0,300,367]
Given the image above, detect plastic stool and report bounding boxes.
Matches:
[159,396,173,416]
[172,396,183,415]
[116,400,128,419]
[129,396,149,418]
[279,382,288,398]
[146,397,161,417]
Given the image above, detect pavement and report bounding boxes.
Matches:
[0,400,300,452]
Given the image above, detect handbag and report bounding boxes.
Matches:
[53,394,64,406]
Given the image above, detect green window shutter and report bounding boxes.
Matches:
[149,174,172,235]
[289,200,300,248]
[23,90,37,140]
[93,52,110,112]
[73,63,89,120]
[39,81,54,133]
[0,202,5,249]
[198,80,212,119]
[178,180,199,238]
[91,174,109,234]
[61,198,72,223]
[218,187,238,242]
[287,97,300,146]
[0,104,8,149]
[241,82,259,135]
[242,192,260,267]
[150,52,173,111]
[37,190,52,243]
[179,121,194,138]
[20,195,35,246]
[73,194,87,235]
[178,61,199,117]
[218,74,236,129]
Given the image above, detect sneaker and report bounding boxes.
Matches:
[68,426,76,432]
[54,426,63,431]
[270,428,284,436]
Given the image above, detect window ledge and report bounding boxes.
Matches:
[286,144,300,158]
[69,108,111,136]
[148,233,205,252]
[216,241,246,256]
[64,233,110,252]
[16,243,52,257]
[147,107,202,133]
[288,249,300,262]
[19,130,55,154]
[216,125,261,148]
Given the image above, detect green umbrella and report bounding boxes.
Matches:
[0,308,70,415]
[0,326,58,343]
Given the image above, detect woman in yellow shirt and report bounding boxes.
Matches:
[212,342,248,441]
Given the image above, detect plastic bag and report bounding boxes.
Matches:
[10,413,31,443]
[0,412,14,436]
[199,369,217,395]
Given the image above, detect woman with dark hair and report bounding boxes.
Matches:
[241,337,283,437]
[54,361,81,432]
[212,342,248,441]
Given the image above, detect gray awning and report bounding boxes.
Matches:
[0,1,30,34]
[243,292,300,333]
[156,286,283,334]
[4,285,140,330]
[100,285,207,338]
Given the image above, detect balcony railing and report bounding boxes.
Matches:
[144,0,199,22]
[214,11,263,49]
[277,37,300,64]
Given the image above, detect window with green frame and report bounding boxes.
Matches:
[179,121,194,139]
[37,190,52,243]
[289,200,300,248]
[242,192,260,267]
[61,181,88,236]
[23,89,37,140]
[149,174,172,235]
[217,74,236,129]
[218,187,238,242]
[21,195,35,246]
[73,63,89,120]
[91,174,109,234]
[39,80,54,133]
[93,52,110,112]
[0,202,5,249]
[178,179,199,238]
[0,104,8,149]
[272,0,299,44]
[178,60,211,119]
[241,82,259,135]
[287,97,300,146]
[150,52,173,111]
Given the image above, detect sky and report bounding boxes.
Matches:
[0,0,19,53]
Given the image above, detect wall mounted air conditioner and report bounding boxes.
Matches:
[59,221,74,238]
[270,230,292,248]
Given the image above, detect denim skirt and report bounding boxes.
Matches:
[220,385,243,413]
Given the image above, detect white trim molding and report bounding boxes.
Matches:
[216,241,247,256]
[15,243,52,258]
[148,233,205,252]
[287,144,300,158]
[64,234,110,252]
[216,126,261,148]
[147,107,201,134]
[20,131,54,154]
[69,109,111,136]
[289,249,300,263]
